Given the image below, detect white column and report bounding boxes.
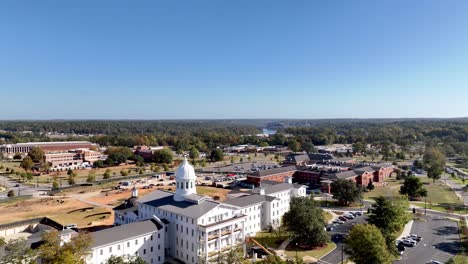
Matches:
[230,224,234,247]
[204,231,208,264]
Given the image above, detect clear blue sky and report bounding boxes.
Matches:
[1,0,467,119]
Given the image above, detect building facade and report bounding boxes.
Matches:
[110,158,306,264]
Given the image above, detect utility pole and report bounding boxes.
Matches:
[424,198,427,215]
[341,239,344,264]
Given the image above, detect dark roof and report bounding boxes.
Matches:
[113,197,138,211]
[223,194,278,208]
[334,170,358,179]
[308,153,334,161]
[138,190,219,219]
[92,219,163,248]
[252,166,297,177]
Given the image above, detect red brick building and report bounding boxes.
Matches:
[247,166,297,187]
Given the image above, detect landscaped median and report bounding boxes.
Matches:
[452,218,467,264]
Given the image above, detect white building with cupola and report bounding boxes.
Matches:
[97,158,307,264]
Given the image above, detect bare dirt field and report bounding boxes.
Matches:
[0,197,113,228]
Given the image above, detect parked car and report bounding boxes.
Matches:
[338,216,348,221]
[410,234,422,242]
[64,224,77,229]
[344,214,354,219]
[404,236,419,243]
[427,261,441,264]
[333,220,344,225]
[142,186,150,189]
[326,225,334,231]
[402,239,416,247]
[354,211,363,216]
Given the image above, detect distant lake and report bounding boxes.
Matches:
[262,128,277,135]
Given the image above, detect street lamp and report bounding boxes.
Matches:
[295,242,298,260]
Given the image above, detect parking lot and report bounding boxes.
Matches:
[395,215,460,264]
[319,212,368,264]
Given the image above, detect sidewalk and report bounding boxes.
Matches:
[397,220,414,240]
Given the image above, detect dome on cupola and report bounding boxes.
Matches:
[174,157,197,201]
[176,157,196,180]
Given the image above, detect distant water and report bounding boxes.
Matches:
[262,128,277,135]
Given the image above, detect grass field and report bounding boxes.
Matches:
[412,177,466,213]
[453,219,467,264]
[253,230,288,249]
[363,178,404,201]
[284,242,336,260]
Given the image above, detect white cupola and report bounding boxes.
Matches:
[174,157,197,201]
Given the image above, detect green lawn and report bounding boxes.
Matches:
[284,242,336,259]
[453,220,467,264]
[253,231,289,249]
[414,177,466,213]
[363,178,404,201]
[323,211,333,223]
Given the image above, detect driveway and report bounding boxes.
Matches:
[319,214,368,264]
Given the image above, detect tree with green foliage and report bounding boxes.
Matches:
[288,140,301,152]
[27,147,45,163]
[52,181,59,189]
[106,255,147,264]
[400,176,427,200]
[120,170,128,176]
[0,237,5,246]
[1,237,37,264]
[68,175,76,185]
[93,160,105,168]
[86,170,96,183]
[7,189,15,197]
[103,168,112,179]
[352,141,366,154]
[138,168,144,175]
[330,179,361,206]
[38,230,93,264]
[345,224,392,264]
[282,196,329,247]
[210,149,224,162]
[13,153,22,160]
[20,156,34,171]
[216,246,245,264]
[423,147,446,183]
[153,148,173,164]
[189,146,200,162]
[368,196,411,253]
[367,180,375,191]
[67,169,73,175]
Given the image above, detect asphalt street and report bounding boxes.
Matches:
[0,174,47,199]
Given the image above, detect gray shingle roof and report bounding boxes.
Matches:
[223,194,278,208]
[252,166,297,177]
[334,170,358,179]
[353,166,376,174]
[263,182,296,195]
[138,190,219,219]
[92,219,162,248]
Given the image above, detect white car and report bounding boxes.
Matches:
[402,239,416,247]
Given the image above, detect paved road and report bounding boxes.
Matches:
[0,174,48,199]
[395,215,460,264]
[441,174,468,206]
[319,214,367,264]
